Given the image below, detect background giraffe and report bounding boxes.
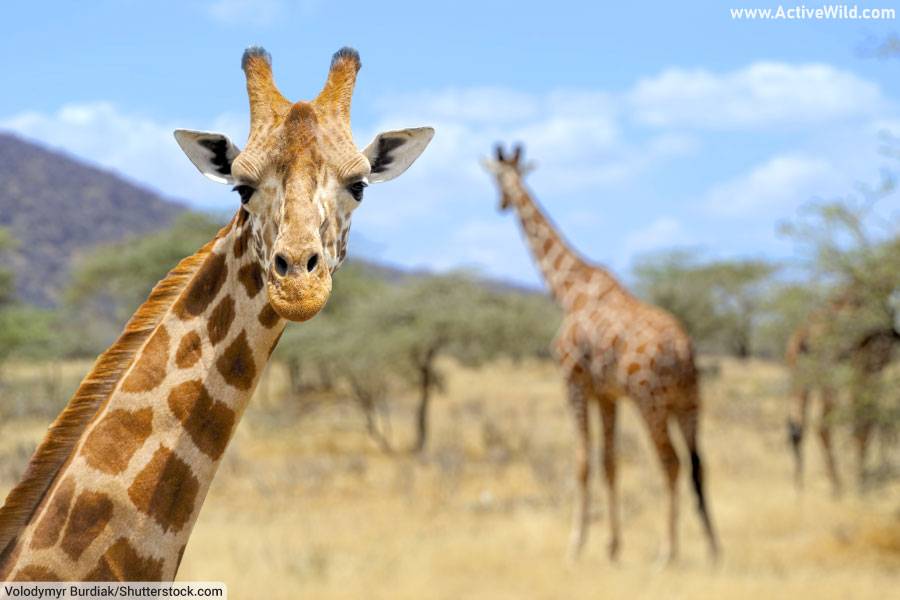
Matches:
[483,144,719,563]
[786,293,899,494]
[0,46,433,582]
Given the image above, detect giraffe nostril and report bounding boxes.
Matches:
[274,253,290,277]
[306,253,319,273]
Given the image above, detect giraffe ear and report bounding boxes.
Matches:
[362,127,434,183]
[173,129,240,184]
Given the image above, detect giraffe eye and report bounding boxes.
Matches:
[232,184,255,204]
[348,180,367,202]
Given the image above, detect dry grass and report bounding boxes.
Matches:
[2,357,899,598]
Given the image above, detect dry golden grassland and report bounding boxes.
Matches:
[1,357,899,599]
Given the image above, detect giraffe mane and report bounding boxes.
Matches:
[0,221,233,558]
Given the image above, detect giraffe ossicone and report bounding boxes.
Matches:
[0,46,433,582]
[483,143,720,564]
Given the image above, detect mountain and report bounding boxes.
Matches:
[0,132,185,306]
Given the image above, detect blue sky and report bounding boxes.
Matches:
[2,1,899,287]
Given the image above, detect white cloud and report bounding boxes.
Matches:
[367,87,695,205]
[629,62,886,129]
[704,154,837,216]
[0,102,246,210]
[623,217,687,257]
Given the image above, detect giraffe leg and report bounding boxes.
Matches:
[851,374,878,493]
[788,386,810,491]
[853,418,874,493]
[673,407,720,562]
[640,407,680,564]
[565,373,592,562]
[818,387,842,497]
[598,396,620,561]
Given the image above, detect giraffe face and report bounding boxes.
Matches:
[482,143,534,212]
[174,47,433,322]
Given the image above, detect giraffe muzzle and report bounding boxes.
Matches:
[266,247,332,322]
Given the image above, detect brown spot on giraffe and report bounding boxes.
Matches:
[121,325,170,393]
[258,303,280,328]
[236,207,249,227]
[86,537,163,582]
[128,446,199,533]
[571,293,587,311]
[207,295,236,346]
[175,330,203,369]
[13,564,60,581]
[60,491,114,560]
[238,262,265,299]
[627,362,641,375]
[216,330,257,390]
[30,476,76,550]
[167,380,236,460]
[233,225,252,259]
[82,408,153,475]
[173,252,228,320]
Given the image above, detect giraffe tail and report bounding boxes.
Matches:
[674,401,721,561]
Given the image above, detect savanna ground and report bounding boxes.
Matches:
[1,357,899,599]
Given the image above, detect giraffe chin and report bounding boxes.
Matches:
[266,277,332,322]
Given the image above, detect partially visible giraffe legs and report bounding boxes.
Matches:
[674,405,720,561]
[639,403,680,564]
[818,387,842,496]
[565,369,593,562]
[851,374,878,492]
[853,420,874,491]
[598,395,620,561]
[788,386,810,490]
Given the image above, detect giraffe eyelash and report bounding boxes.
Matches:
[232,185,255,204]
[347,180,367,201]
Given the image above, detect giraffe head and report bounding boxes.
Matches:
[482,143,536,211]
[174,47,433,322]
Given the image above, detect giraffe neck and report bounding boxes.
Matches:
[0,209,286,582]
[505,174,620,311]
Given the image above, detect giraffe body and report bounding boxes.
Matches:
[0,46,432,581]
[484,145,719,562]
[786,295,898,494]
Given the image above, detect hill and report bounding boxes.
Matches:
[0,132,185,306]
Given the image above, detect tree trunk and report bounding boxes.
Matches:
[286,358,303,394]
[411,361,433,453]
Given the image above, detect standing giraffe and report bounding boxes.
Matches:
[0,46,433,582]
[483,145,719,563]
[786,294,898,494]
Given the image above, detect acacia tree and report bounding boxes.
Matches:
[633,250,776,357]
[274,261,388,394]
[360,274,558,453]
[0,229,56,367]
[780,197,900,431]
[64,213,222,354]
